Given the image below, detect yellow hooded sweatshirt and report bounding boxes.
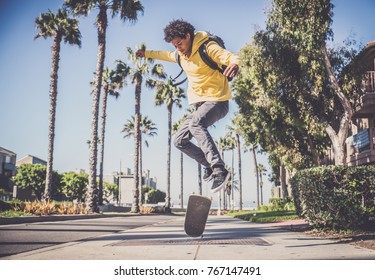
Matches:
[144,31,240,105]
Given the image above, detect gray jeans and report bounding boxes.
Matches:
[173,101,229,169]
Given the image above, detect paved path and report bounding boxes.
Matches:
[2,214,375,260]
[0,214,174,258]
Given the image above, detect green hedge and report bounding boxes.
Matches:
[291,165,375,230]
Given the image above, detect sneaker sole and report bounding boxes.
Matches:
[211,172,231,194]
[203,174,213,182]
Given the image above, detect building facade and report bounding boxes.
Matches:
[346,41,375,166]
[113,169,158,206]
[16,155,47,166]
[0,147,17,197]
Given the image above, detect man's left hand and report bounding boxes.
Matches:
[223,64,239,79]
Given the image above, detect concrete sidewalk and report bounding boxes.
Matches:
[4,215,375,260]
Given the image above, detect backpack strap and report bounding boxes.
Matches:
[198,38,223,73]
[172,35,232,86]
[198,37,232,81]
[175,50,181,68]
[172,50,187,86]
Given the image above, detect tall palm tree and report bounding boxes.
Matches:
[35,9,82,200]
[122,114,157,206]
[216,136,235,210]
[148,77,185,211]
[223,135,236,209]
[244,141,260,209]
[119,49,165,213]
[173,117,185,208]
[216,137,227,212]
[138,115,158,200]
[198,164,202,195]
[97,65,129,205]
[227,115,244,210]
[64,0,144,213]
[258,163,267,206]
[226,167,239,210]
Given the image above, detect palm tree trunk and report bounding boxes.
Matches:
[98,84,109,206]
[139,132,143,207]
[180,152,184,208]
[280,164,288,198]
[198,163,202,195]
[251,145,260,209]
[220,150,225,211]
[44,34,61,200]
[165,104,172,211]
[236,134,242,210]
[87,3,107,213]
[223,189,226,210]
[132,80,141,213]
[231,149,234,210]
[259,171,264,206]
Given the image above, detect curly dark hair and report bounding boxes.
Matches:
[163,19,195,42]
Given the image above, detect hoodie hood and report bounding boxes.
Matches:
[178,31,208,58]
[191,31,209,55]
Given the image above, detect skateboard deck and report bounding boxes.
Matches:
[184,194,212,237]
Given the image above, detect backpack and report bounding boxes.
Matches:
[172,33,232,86]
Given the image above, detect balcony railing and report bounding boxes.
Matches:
[353,129,370,152]
[365,71,375,92]
[346,128,375,166]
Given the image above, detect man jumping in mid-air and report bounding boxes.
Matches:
[136,19,240,193]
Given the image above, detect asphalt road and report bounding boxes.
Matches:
[0,215,178,258]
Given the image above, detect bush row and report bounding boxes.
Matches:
[259,197,295,212]
[291,165,375,230]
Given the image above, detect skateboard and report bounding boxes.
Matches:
[184,194,212,237]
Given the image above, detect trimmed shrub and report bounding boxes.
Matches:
[265,197,295,211]
[291,165,375,230]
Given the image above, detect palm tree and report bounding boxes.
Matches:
[226,167,239,210]
[64,0,144,213]
[258,163,267,206]
[216,136,235,210]
[227,115,244,210]
[173,117,185,208]
[122,114,157,205]
[216,136,227,212]
[35,9,82,200]
[148,77,185,211]
[97,65,129,205]
[244,141,260,209]
[118,49,165,213]
[198,163,203,195]
[138,115,158,199]
[223,135,236,209]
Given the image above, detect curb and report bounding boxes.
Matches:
[0,212,185,226]
[0,213,138,225]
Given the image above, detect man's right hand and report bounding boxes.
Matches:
[135,50,145,58]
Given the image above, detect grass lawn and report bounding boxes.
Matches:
[1,199,299,223]
[227,210,299,223]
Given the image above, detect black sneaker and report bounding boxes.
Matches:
[211,169,230,193]
[203,167,213,181]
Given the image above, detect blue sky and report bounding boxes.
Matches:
[1,0,375,207]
